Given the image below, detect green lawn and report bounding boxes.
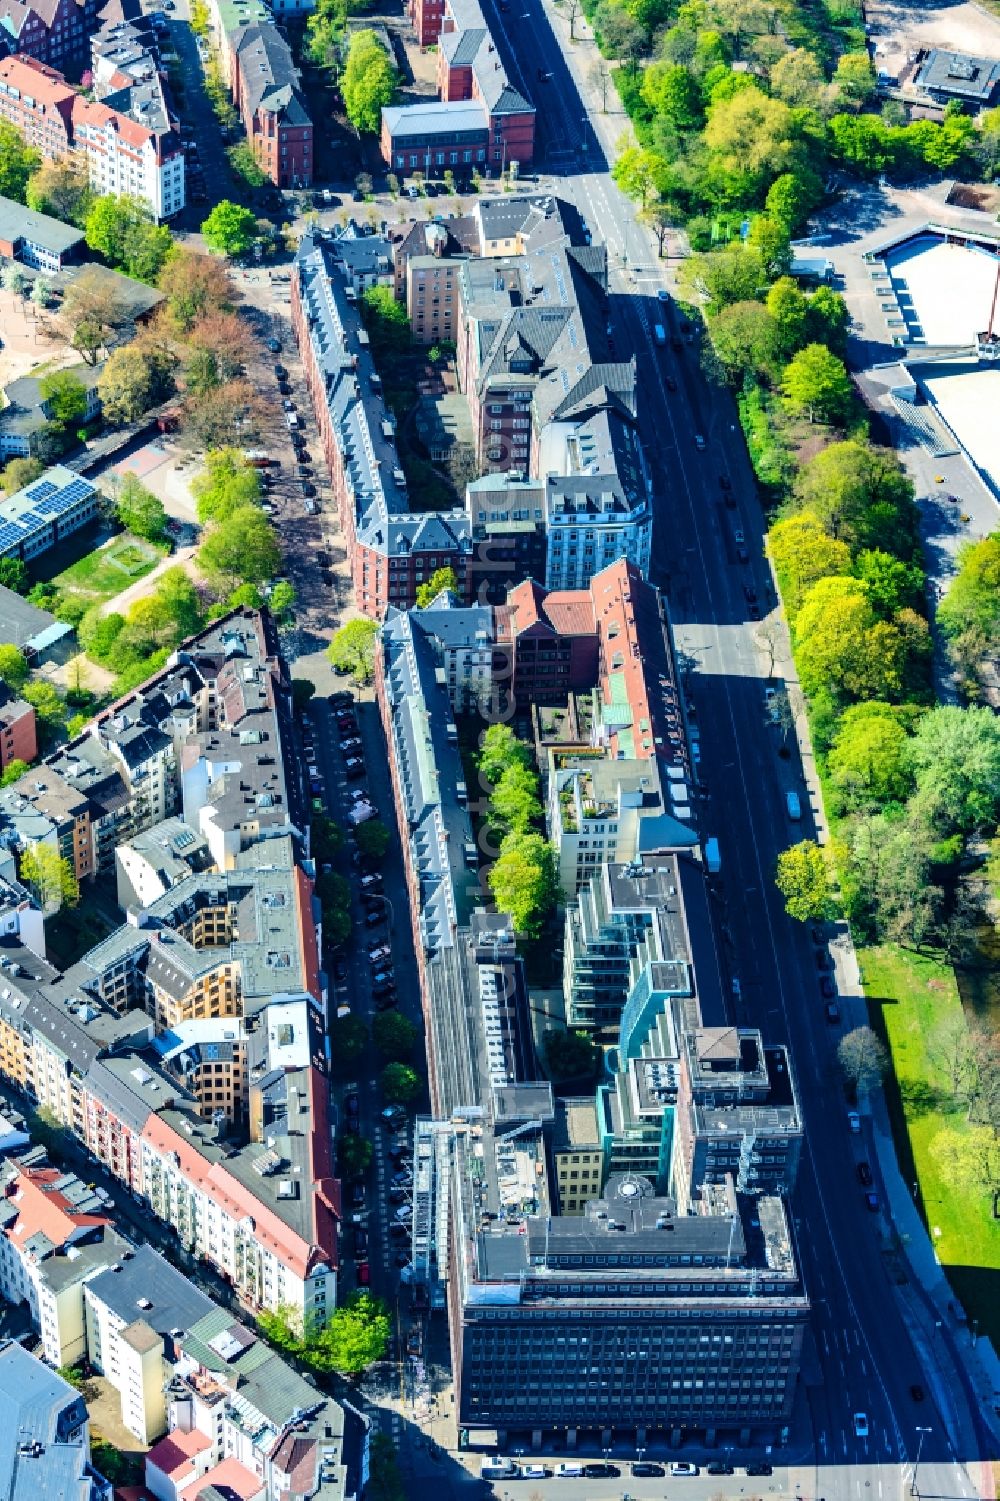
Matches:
[53,533,166,607]
[861,944,1000,1343]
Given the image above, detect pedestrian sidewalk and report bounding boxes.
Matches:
[755,570,1000,1484]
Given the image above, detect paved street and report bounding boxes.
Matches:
[455,4,1000,1501]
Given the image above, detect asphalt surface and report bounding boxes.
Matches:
[463,2,994,1500]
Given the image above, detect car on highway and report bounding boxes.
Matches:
[848,1110,861,1133]
[536,68,552,81]
[856,1161,873,1186]
[665,375,678,391]
[670,1463,699,1477]
[911,1384,925,1401]
[694,434,706,451]
[854,1412,868,1438]
[865,1190,880,1212]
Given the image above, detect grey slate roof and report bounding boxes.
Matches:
[234,24,310,124]
[85,1242,215,1336]
[0,196,85,257]
[0,1342,93,1501]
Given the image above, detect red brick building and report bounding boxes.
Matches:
[502,578,599,703]
[0,0,100,73]
[0,691,37,775]
[232,23,312,188]
[389,0,534,173]
[0,54,74,153]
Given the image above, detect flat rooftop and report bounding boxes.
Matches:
[917,362,1000,496]
[883,233,1000,347]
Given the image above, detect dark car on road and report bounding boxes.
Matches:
[856,1161,873,1187]
[820,975,836,999]
[345,1092,359,1117]
[825,999,841,1024]
[352,1226,368,1259]
[266,338,282,353]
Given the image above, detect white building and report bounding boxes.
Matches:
[84,1245,214,1444]
[72,96,185,222]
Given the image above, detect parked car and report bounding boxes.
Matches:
[369,945,391,965]
[266,338,282,353]
[825,1000,841,1024]
[582,1464,619,1479]
[746,1463,773,1476]
[330,690,354,709]
[345,759,365,778]
[707,1463,734,1475]
[345,1092,359,1117]
[820,975,836,999]
[633,1462,665,1477]
[349,1182,364,1207]
[352,1226,368,1259]
[670,1463,699,1477]
[371,969,394,988]
[373,990,398,1010]
[357,1261,370,1286]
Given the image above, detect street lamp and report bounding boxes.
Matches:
[911,1426,932,1496]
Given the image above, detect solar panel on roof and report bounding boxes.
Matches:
[25,480,56,502]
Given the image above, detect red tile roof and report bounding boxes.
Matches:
[0,53,75,109]
[146,1427,213,1482]
[3,1166,110,1252]
[179,1457,264,1501]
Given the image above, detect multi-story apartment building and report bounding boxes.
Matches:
[0,0,100,72]
[0,1340,110,1501]
[0,1157,128,1367]
[232,23,312,188]
[0,611,339,1324]
[0,607,308,880]
[207,0,313,188]
[147,1302,367,1501]
[0,688,36,772]
[0,53,184,221]
[84,1244,214,1443]
[294,231,473,617]
[297,203,653,617]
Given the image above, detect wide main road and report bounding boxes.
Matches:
[471,1,991,1498]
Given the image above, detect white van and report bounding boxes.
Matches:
[481,1458,517,1479]
[556,1463,585,1478]
[653,323,666,346]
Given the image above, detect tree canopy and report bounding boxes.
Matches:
[114,474,167,542]
[201,201,258,258]
[488,831,560,938]
[775,839,838,922]
[342,30,398,134]
[328,618,379,684]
